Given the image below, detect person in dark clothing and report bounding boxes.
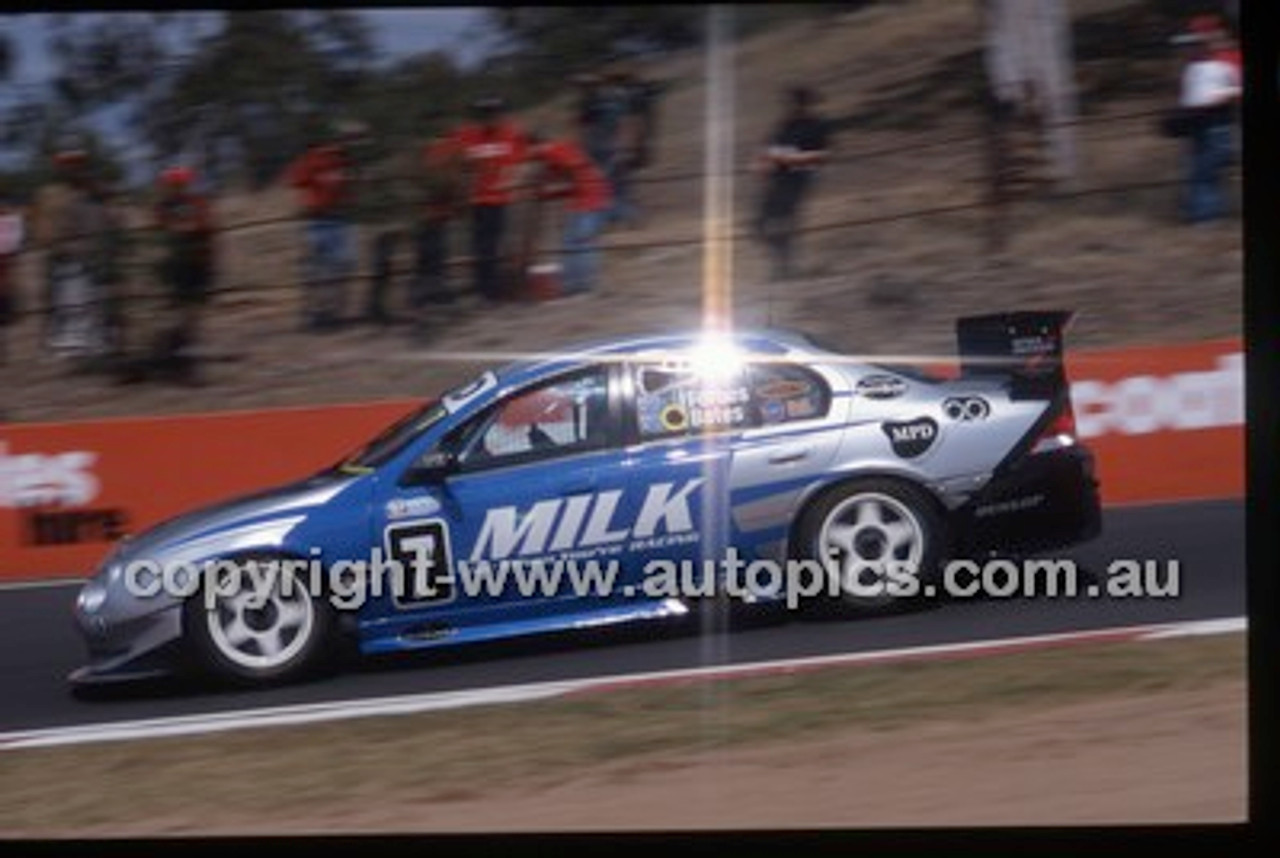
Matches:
[601,67,663,229]
[754,86,831,282]
[574,73,622,178]
[356,137,416,327]
[147,166,216,385]
[409,134,465,332]
[93,183,129,367]
[0,195,22,364]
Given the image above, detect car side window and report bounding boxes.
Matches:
[459,368,611,467]
[748,362,831,425]
[634,363,755,441]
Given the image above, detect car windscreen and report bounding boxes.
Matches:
[335,402,449,474]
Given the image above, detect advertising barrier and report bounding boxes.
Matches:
[0,338,1244,582]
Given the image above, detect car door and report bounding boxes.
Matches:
[606,358,748,599]
[368,363,627,637]
[725,361,844,567]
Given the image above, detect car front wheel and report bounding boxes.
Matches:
[184,556,335,685]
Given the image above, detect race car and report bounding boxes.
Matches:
[71,312,1101,687]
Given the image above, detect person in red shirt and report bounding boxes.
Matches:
[450,98,528,302]
[286,126,358,330]
[529,132,612,296]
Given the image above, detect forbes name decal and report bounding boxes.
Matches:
[855,375,906,400]
[882,418,938,459]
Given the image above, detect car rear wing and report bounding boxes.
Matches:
[956,311,1075,400]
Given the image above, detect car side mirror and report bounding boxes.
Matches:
[401,450,457,486]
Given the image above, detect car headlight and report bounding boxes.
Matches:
[76,581,108,614]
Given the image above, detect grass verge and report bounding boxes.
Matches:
[0,632,1245,835]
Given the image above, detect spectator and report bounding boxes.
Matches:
[148,165,216,385]
[350,126,418,327]
[528,130,612,297]
[574,72,622,177]
[451,98,528,303]
[93,183,129,366]
[1172,21,1241,224]
[0,194,21,364]
[31,142,108,360]
[287,123,359,331]
[576,66,653,229]
[408,134,466,336]
[754,86,832,282]
[1189,12,1242,164]
[1190,13,1241,76]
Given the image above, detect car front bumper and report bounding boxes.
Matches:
[69,600,185,686]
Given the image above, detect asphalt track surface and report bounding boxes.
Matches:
[0,499,1244,733]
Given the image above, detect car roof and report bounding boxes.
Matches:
[492,328,834,386]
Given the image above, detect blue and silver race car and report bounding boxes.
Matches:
[71,312,1100,686]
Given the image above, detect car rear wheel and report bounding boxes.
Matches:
[797,479,944,614]
[184,556,335,685]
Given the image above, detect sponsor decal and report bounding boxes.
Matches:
[681,385,749,430]
[755,379,812,400]
[943,396,991,422]
[1,443,128,547]
[1070,354,1242,439]
[855,375,907,400]
[785,399,818,420]
[470,478,704,562]
[0,443,100,508]
[384,519,454,607]
[1010,334,1057,357]
[660,403,689,433]
[881,417,938,459]
[442,372,498,414]
[761,399,787,423]
[385,496,442,520]
[24,508,130,546]
[974,493,1046,518]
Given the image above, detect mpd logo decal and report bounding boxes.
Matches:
[856,375,907,400]
[943,396,990,422]
[882,418,938,459]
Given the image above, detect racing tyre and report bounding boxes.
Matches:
[184,556,335,686]
[796,478,944,615]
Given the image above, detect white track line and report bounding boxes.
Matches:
[0,577,86,592]
[0,615,1245,751]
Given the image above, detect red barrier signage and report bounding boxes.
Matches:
[1066,339,1243,504]
[0,401,419,582]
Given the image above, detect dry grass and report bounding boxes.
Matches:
[0,0,1241,423]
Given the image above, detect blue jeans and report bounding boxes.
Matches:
[302,217,354,323]
[1184,124,1233,223]
[562,210,606,294]
[607,160,638,225]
